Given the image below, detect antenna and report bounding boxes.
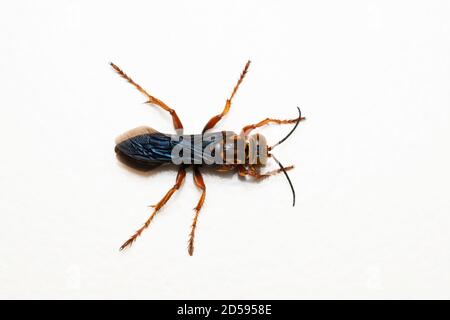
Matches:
[270,107,303,150]
[271,154,296,207]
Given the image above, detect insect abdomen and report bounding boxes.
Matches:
[115,127,245,166]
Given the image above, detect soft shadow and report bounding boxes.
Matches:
[116,152,264,184]
[115,153,178,178]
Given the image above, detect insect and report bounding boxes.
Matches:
[111,60,305,255]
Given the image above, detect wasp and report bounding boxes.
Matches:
[111,60,305,255]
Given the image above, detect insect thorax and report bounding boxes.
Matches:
[170,131,268,165]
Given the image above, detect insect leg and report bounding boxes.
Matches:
[202,60,251,133]
[240,116,305,136]
[110,63,184,132]
[238,164,294,180]
[119,166,186,250]
[215,164,237,172]
[188,166,206,256]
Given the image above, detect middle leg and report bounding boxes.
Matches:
[188,166,207,256]
[202,60,251,133]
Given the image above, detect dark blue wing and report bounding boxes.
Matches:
[115,132,174,163]
[115,130,237,165]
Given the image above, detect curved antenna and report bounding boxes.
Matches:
[271,154,296,207]
[270,107,302,150]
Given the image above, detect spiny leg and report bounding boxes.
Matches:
[241,116,305,136]
[202,60,251,133]
[238,164,294,180]
[110,62,184,132]
[188,166,206,256]
[120,166,186,250]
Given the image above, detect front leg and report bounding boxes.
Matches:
[238,164,294,180]
[241,116,305,136]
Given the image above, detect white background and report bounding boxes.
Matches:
[0,0,449,299]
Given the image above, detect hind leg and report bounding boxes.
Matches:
[111,62,184,133]
[120,166,186,250]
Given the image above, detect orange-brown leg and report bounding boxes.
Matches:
[238,164,294,180]
[215,164,237,172]
[188,166,206,256]
[111,62,184,132]
[241,116,305,136]
[202,60,251,133]
[120,166,186,250]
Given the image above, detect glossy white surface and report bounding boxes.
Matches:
[0,0,449,299]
